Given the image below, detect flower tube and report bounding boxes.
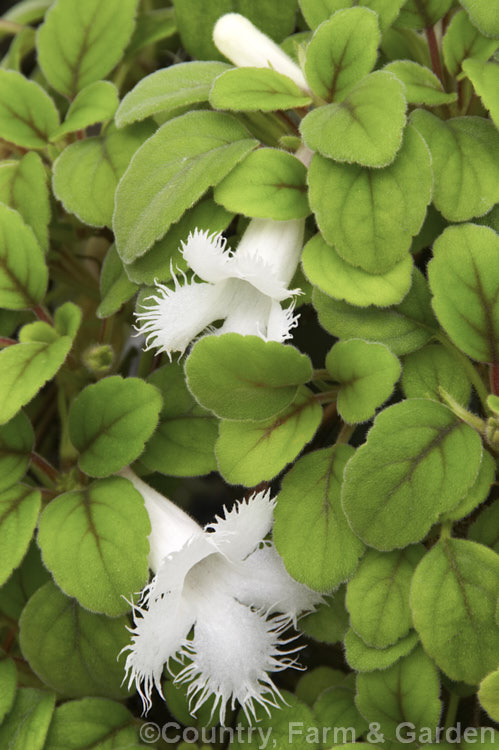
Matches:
[121,469,322,724]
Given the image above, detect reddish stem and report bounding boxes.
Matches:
[425,25,444,85]
[0,337,16,347]
[32,304,53,325]
[489,363,499,396]
[30,452,59,484]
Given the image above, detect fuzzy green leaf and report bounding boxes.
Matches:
[314,684,368,739]
[313,269,437,356]
[326,339,401,423]
[140,364,218,477]
[462,59,499,129]
[114,111,257,263]
[116,61,230,127]
[0,204,47,310]
[443,10,499,77]
[411,109,499,222]
[53,121,153,229]
[304,7,379,102]
[50,81,119,141]
[0,657,16,723]
[0,542,50,621]
[0,70,59,149]
[0,484,40,588]
[0,411,33,493]
[43,698,139,750]
[440,449,495,523]
[209,67,312,111]
[458,0,499,39]
[296,666,351,706]
[410,538,499,684]
[308,124,431,273]
[299,587,349,644]
[346,545,425,647]
[355,647,442,739]
[479,669,499,722]
[344,629,419,673]
[214,148,309,220]
[274,446,365,592]
[428,223,499,363]
[469,501,499,553]
[384,60,457,104]
[299,0,405,33]
[302,233,413,308]
[126,7,176,57]
[342,399,483,550]
[19,581,131,699]
[301,70,407,168]
[0,688,55,750]
[0,152,50,252]
[395,0,453,29]
[185,334,313,420]
[216,386,322,485]
[68,376,162,477]
[38,476,150,616]
[97,245,137,319]
[402,343,471,405]
[36,0,139,98]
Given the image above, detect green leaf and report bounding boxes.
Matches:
[38,476,150,616]
[216,386,322,485]
[443,10,499,77]
[355,646,442,740]
[0,484,40,588]
[395,0,453,29]
[0,688,55,750]
[209,67,312,111]
[0,69,59,149]
[124,197,234,285]
[313,268,437,356]
[305,7,379,102]
[116,61,229,127]
[114,111,257,263]
[50,81,119,141]
[410,538,499,684]
[140,364,218,477]
[458,0,499,39]
[54,301,82,340]
[326,339,401,423]
[213,147,309,220]
[344,628,419,672]
[346,545,424,647]
[96,245,137,319]
[301,70,407,168]
[462,59,499,129]
[296,666,351,706]
[384,60,457,104]
[469,500,499,553]
[0,152,50,251]
[19,581,131,699]
[43,698,139,750]
[68,376,162,477]
[274,445,365,592]
[440,449,495,523]
[402,343,471,405]
[342,399,483,550]
[411,109,499,222]
[0,334,74,425]
[299,586,349,643]
[428,223,499,363]
[0,657,16,723]
[299,0,405,33]
[0,411,33,493]
[125,7,176,57]
[302,233,413,308]
[172,0,299,61]
[36,0,139,98]
[185,334,313,420]
[0,541,50,620]
[314,684,368,740]
[53,121,153,229]
[479,669,499,722]
[307,124,432,273]
[0,204,47,310]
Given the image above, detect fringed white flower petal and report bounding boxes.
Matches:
[235,218,305,288]
[135,276,233,358]
[225,544,324,622]
[175,588,299,725]
[205,489,275,562]
[180,228,234,283]
[266,299,300,343]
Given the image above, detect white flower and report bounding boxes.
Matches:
[135,217,305,358]
[121,469,322,724]
[213,13,310,94]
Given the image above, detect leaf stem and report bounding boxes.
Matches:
[32,304,53,326]
[335,422,355,445]
[0,19,25,34]
[30,452,59,485]
[489,363,499,396]
[0,337,16,347]
[313,389,337,404]
[435,332,490,412]
[425,25,444,85]
[444,691,459,729]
